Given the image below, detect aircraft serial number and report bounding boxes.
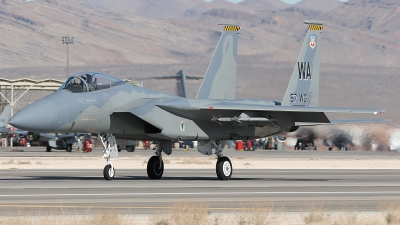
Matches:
[290,93,308,103]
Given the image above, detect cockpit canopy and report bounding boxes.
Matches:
[59,72,125,93]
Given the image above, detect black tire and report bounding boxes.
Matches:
[66,144,72,152]
[117,145,121,152]
[127,146,135,152]
[216,156,232,180]
[46,145,52,152]
[147,156,164,179]
[103,164,115,180]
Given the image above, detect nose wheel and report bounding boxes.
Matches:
[103,164,115,180]
[216,156,232,180]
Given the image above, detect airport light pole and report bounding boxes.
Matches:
[62,36,74,78]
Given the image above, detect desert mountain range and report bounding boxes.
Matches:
[0,0,399,123]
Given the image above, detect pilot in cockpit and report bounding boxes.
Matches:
[61,72,124,93]
[80,74,96,92]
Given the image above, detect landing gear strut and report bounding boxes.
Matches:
[147,144,164,179]
[214,140,232,180]
[99,134,118,180]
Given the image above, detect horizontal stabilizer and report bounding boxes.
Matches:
[296,118,392,126]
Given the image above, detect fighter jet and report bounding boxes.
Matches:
[0,105,12,138]
[26,132,90,152]
[322,129,354,151]
[294,127,318,150]
[9,21,389,181]
[137,70,203,98]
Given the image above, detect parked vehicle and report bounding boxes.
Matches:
[116,139,139,152]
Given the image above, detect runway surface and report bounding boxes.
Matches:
[2,146,400,159]
[1,168,400,215]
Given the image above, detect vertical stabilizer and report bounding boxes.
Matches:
[0,105,11,127]
[176,70,188,98]
[196,25,239,100]
[282,20,323,107]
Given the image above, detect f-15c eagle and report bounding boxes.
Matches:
[9,21,388,181]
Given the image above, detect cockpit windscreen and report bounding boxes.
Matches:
[59,72,126,93]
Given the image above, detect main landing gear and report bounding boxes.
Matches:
[214,140,232,180]
[147,147,164,179]
[144,140,232,180]
[98,136,232,181]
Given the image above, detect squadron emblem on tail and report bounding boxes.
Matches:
[310,35,316,49]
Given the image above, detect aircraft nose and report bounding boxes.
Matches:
[9,99,58,132]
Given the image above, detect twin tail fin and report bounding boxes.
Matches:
[282,20,324,107]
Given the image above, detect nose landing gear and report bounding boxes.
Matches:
[99,134,118,181]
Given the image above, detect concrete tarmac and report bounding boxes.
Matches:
[2,146,400,159]
[1,168,400,216]
[1,146,400,216]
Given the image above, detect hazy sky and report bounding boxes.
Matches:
[207,0,348,4]
[26,0,349,5]
[227,0,301,3]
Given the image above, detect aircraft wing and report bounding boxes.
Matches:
[37,133,57,142]
[199,105,386,114]
[27,132,86,143]
[158,103,386,114]
[141,75,181,80]
[157,101,387,125]
[185,76,204,80]
[200,105,387,124]
[0,127,11,138]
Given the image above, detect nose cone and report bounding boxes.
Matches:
[9,99,58,132]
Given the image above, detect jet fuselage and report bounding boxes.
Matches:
[10,75,291,141]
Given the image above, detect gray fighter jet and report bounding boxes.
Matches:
[137,70,203,98]
[0,105,12,138]
[26,132,90,152]
[9,21,389,181]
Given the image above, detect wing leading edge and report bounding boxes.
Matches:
[200,105,386,114]
[200,105,389,124]
[157,100,388,125]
